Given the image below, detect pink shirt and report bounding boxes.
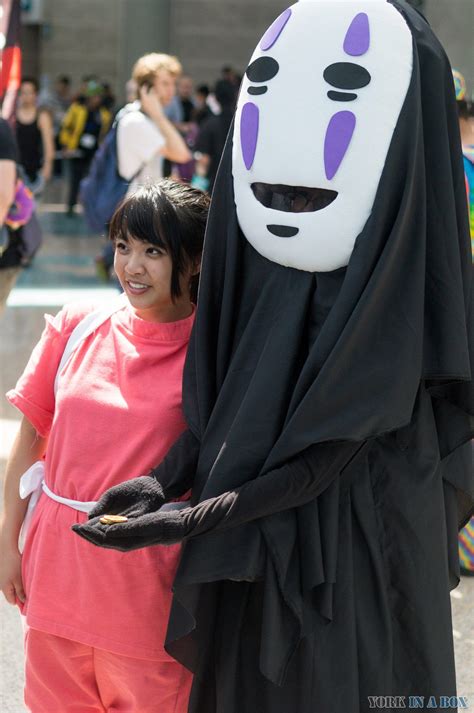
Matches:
[7,301,194,660]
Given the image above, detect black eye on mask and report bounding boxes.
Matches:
[323,62,371,90]
[246,57,279,83]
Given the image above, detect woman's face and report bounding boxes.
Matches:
[114,235,194,322]
[18,82,38,108]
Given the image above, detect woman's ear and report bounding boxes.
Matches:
[191,258,201,277]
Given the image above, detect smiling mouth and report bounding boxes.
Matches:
[126,280,150,293]
[251,183,338,213]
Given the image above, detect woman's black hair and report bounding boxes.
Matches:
[109,180,210,303]
[21,77,39,92]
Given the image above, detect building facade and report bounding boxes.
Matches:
[21,0,473,101]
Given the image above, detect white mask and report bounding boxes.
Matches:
[232,0,413,272]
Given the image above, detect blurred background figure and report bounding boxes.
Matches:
[38,75,72,177]
[117,53,190,193]
[453,69,474,254]
[95,53,190,281]
[15,77,54,196]
[101,82,116,114]
[453,69,474,578]
[168,75,199,183]
[60,80,112,217]
[0,117,21,312]
[192,84,213,126]
[220,65,241,91]
[38,74,71,133]
[168,75,196,132]
[72,74,101,104]
[124,79,138,105]
[193,79,237,193]
[38,74,71,127]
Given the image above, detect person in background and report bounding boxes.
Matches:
[0,119,16,226]
[125,79,138,104]
[39,75,72,177]
[453,69,474,577]
[15,78,54,196]
[192,84,214,126]
[38,74,71,132]
[169,75,196,133]
[72,74,100,104]
[163,73,195,178]
[101,82,116,114]
[117,53,191,195]
[164,75,192,127]
[0,117,20,312]
[458,99,474,254]
[193,79,237,193]
[221,65,241,91]
[453,70,474,248]
[169,76,199,184]
[95,54,190,281]
[60,80,112,216]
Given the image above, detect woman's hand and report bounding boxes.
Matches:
[87,475,166,520]
[0,544,25,605]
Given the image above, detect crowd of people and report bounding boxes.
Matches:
[14,65,240,214]
[0,5,473,710]
[1,60,242,287]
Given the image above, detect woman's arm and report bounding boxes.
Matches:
[0,159,16,226]
[0,417,47,604]
[38,110,55,182]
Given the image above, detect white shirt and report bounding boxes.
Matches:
[117,102,166,195]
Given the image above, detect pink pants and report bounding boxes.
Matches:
[24,627,193,713]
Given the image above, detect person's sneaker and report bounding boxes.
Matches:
[95,255,110,282]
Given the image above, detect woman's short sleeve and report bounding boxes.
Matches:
[6,302,93,437]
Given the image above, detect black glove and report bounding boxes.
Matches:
[86,476,166,520]
[72,507,191,552]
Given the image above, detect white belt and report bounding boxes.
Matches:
[19,461,98,553]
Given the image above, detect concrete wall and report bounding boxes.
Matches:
[168,0,287,85]
[116,0,171,103]
[424,0,474,97]
[22,0,473,102]
[38,0,120,94]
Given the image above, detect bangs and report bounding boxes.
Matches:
[109,191,170,252]
[108,179,209,303]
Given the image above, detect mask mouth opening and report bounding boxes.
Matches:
[251,182,338,213]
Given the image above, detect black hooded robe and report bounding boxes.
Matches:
[165,5,473,710]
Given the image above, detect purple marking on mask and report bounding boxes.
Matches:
[241,102,259,170]
[324,111,356,180]
[343,13,370,56]
[260,8,292,51]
